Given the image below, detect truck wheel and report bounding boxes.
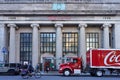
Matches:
[96,70,103,77]
[8,69,15,75]
[63,69,71,76]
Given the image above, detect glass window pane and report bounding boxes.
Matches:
[86,33,99,50]
[20,33,32,63]
[63,33,78,54]
[40,33,56,53]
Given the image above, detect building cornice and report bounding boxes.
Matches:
[0,10,119,16]
[0,0,120,4]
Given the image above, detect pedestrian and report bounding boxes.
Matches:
[27,63,34,74]
[50,63,54,71]
[21,63,28,69]
[45,61,50,73]
[35,63,40,72]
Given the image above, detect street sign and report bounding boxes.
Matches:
[1,47,8,54]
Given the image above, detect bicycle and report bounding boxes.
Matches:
[20,69,41,79]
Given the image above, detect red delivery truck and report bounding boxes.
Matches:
[59,49,120,77]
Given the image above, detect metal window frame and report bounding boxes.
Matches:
[40,32,56,53]
[86,33,99,50]
[20,33,32,64]
[62,32,78,54]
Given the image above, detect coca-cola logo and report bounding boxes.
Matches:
[104,51,120,66]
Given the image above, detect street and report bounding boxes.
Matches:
[0,75,120,80]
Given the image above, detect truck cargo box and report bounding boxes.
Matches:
[87,49,120,69]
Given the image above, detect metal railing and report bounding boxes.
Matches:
[0,0,120,3]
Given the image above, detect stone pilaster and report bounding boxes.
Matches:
[31,23,39,68]
[8,23,16,63]
[78,23,87,68]
[0,24,6,62]
[55,23,63,70]
[113,23,120,48]
[102,23,111,49]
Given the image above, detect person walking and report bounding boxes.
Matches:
[27,63,34,74]
[35,63,40,72]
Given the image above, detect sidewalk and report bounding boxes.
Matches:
[41,71,120,76]
[40,71,90,76]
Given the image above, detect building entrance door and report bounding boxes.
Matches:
[42,57,55,72]
[42,57,73,72]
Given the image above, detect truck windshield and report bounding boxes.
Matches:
[72,59,77,63]
[66,58,73,63]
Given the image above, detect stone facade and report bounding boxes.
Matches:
[0,0,120,69]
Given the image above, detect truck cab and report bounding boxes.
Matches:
[59,57,82,76]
